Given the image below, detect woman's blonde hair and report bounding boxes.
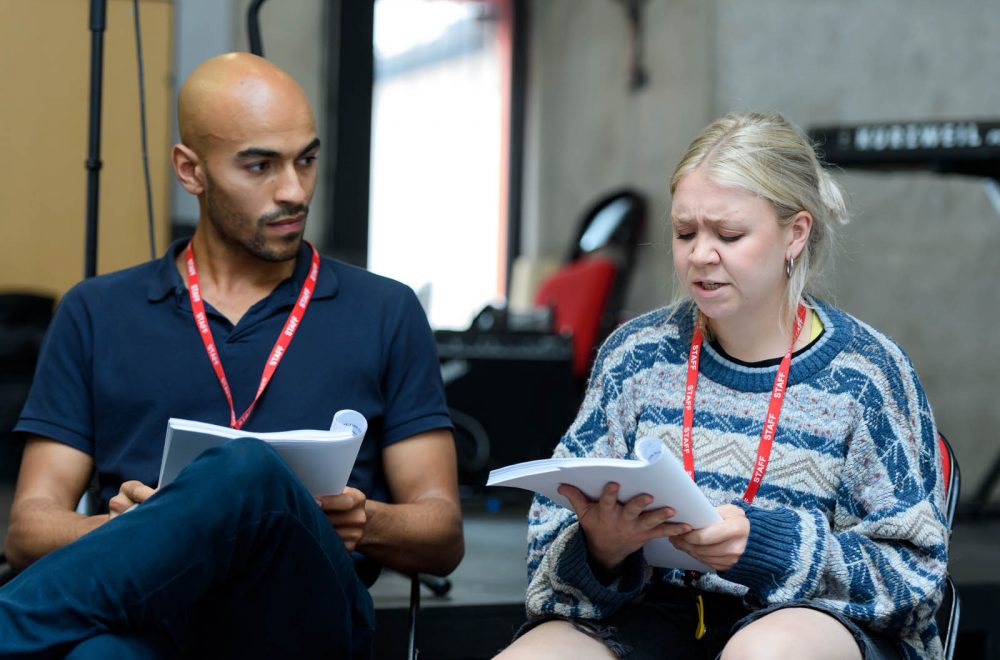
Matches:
[669,112,850,327]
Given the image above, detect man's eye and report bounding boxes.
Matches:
[297,155,317,167]
[247,162,269,173]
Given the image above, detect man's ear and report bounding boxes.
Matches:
[787,210,813,260]
[171,143,205,195]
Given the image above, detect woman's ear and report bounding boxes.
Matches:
[171,143,205,195]
[787,211,813,260]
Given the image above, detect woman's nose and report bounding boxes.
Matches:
[689,236,720,265]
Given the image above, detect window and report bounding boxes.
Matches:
[368,0,509,329]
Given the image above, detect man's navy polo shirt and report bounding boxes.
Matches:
[16,239,451,509]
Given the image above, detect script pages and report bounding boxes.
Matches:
[158,409,367,497]
[487,436,722,571]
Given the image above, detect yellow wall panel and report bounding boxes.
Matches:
[0,0,173,299]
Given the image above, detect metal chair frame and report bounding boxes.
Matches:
[936,433,961,660]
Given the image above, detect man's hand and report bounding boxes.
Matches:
[317,486,368,552]
[108,480,157,519]
[559,481,690,574]
[669,504,749,572]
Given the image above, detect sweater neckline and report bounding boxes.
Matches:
[678,297,848,393]
[709,327,825,368]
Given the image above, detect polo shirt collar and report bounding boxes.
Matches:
[146,238,339,304]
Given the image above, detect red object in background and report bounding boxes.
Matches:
[534,257,617,378]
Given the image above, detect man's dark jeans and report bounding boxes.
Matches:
[0,438,374,659]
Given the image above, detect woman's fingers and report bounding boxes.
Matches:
[669,505,749,570]
[621,492,653,520]
[597,482,621,510]
[556,483,591,517]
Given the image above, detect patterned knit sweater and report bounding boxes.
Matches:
[524,298,948,659]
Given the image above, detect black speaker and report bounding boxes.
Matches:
[436,330,580,489]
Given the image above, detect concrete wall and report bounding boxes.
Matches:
[523,0,1000,501]
[523,0,714,316]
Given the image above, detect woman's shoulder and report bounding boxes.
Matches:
[603,301,693,350]
[588,302,694,378]
[812,298,919,375]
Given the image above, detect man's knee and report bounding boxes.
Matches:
[207,438,296,492]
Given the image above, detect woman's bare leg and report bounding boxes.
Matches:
[721,607,862,660]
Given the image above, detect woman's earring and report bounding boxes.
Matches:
[785,256,795,278]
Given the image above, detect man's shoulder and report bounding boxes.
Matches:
[61,258,165,308]
[319,256,419,303]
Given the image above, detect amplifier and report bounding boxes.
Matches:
[435,330,580,489]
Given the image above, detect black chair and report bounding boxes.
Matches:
[936,433,961,660]
[564,187,647,347]
[0,292,55,482]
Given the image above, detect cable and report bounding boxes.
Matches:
[132,0,156,259]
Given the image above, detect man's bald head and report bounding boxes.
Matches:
[177,53,315,155]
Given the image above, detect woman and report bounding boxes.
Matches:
[496,112,948,660]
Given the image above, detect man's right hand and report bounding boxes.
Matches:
[108,481,157,519]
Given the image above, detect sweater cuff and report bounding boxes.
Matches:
[555,525,645,612]
[719,501,800,595]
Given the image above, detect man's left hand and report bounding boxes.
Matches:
[317,487,368,552]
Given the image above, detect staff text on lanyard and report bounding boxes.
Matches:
[681,303,807,505]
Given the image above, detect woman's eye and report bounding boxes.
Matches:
[674,231,694,241]
[719,234,742,243]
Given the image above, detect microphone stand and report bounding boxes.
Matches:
[84,0,107,279]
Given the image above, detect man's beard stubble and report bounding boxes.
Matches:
[204,181,308,263]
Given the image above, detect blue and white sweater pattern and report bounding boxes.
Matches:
[524,299,949,659]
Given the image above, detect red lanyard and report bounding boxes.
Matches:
[681,303,807,504]
[184,241,320,430]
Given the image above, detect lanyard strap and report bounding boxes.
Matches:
[681,303,807,504]
[185,241,320,430]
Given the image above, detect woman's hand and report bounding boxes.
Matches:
[669,504,749,572]
[108,480,156,519]
[317,486,368,552]
[559,481,690,575]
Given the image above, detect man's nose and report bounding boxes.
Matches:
[274,164,307,206]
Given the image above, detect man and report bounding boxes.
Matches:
[0,53,463,657]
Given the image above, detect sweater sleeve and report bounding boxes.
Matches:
[522,331,649,621]
[720,347,949,653]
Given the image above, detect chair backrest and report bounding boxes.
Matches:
[534,257,617,378]
[936,433,960,660]
[565,189,646,357]
[938,434,960,530]
[567,189,646,265]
